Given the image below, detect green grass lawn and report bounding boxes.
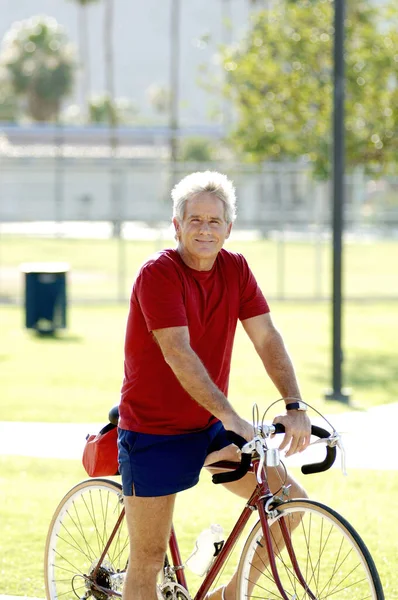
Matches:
[1,300,398,424]
[1,235,397,302]
[1,455,397,598]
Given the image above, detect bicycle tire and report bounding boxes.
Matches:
[236,499,384,600]
[45,478,129,600]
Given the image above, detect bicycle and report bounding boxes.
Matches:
[44,403,384,599]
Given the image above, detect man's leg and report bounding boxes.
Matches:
[123,493,176,600]
[204,446,308,600]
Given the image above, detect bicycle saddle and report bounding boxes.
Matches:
[108,405,119,426]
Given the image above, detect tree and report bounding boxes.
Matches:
[0,69,19,121]
[0,15,76,122]
[180,137,214,162]
[88,94,137,124]
[67,0,100,122]
[221,0,397,177]
[147,83,171,117]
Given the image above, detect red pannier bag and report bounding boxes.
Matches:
[82,423,119,477]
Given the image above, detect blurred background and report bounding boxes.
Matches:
[0,0,396,305]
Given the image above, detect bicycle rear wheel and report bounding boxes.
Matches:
[45,478,129,600]
[236,499,384,600]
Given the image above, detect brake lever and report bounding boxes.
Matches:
[241,436,267,484]
[335,434,347,476]
[255,440,266,484]
[310,431,347,476]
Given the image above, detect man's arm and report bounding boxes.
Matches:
[152,326,254,440]
[242,312,311,456]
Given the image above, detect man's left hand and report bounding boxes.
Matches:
[273,410,311,457]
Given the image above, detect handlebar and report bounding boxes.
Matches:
[212,424,336,485]
[108,405,337,481]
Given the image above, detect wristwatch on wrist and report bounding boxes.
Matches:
[285,401,308,411]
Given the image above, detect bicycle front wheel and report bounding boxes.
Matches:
[236,499,384,600]
[45,478,129,600]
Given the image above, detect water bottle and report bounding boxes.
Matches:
[185,524,224,577]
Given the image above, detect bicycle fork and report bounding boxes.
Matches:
[278,515,317,600]
[258,503,317,600]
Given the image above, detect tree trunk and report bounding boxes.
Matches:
[28,90,59,121]
[104,0,121,238]
[78,3,91,121]
[104,0,116,131]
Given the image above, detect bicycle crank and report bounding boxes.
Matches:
[158,580,191,599]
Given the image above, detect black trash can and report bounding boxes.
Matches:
[21,262,69,334]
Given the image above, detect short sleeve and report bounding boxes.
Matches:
[134,259,188,331]
[237,254,270,321]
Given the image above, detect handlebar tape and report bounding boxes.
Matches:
[274,423,336,474]
[303,425,337,474]
[212,424,336,484]
[212,431,251,484]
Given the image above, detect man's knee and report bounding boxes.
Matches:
[129,544,166,579]
[288,476,308,500]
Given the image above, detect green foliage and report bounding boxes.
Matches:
[147,83,170,114]
[0,73,19,121]
[222,0,397,178]
[179,137,214,162]
[88,93,117,124]
[0,15,76,121]
[88,94,138,125]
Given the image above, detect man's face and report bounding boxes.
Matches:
[173,192,232,270]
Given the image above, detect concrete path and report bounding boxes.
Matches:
[1,402,397,470]
[0,420,103,460]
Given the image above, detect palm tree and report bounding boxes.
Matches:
[67,0,100,121]
[169,0,181,165]
[104,0,116,134]
[0,15,76,121]
[102,1,123,259]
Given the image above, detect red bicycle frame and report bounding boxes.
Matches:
[167,457,315,600]
[91,457,315,600]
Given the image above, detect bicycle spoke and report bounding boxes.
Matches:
[274,517,300,596]
[55,588,85,599]
[52,548,89,577]
[237,500,383,600]
[110,537,130,569]
[99,485,110,555]
[50,561,84,577]
[71,498,94,559]
[45,481,129,600]
[56,525,95,563]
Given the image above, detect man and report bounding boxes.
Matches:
[118,171,311,600]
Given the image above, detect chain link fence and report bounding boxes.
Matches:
[1,152,397,304]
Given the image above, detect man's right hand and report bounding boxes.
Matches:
[222,414,254,443]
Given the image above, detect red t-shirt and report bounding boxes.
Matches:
[119,248,269,434]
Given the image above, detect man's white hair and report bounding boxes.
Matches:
[171,171,237,224]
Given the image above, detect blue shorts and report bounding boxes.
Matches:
[117,421,231,497]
